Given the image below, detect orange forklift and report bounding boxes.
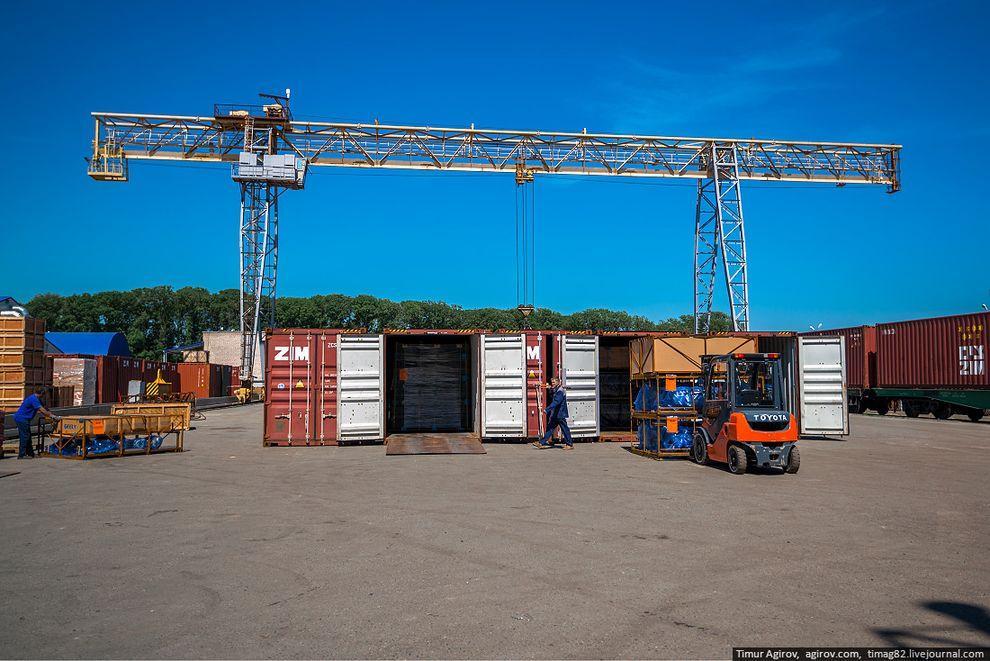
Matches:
[692,352,800,475]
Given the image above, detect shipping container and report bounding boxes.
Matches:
[871,312,990,420]
[176,362,232,399]
[264,328,608,446]
[177,362,212,399]
[264,329,350,446]
[51,355,145,404]
[877,312,989,388]
[803,326,875,392]
[757,334,849,436]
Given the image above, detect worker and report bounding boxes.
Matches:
[12,387,58,459]
[533,377,573,450]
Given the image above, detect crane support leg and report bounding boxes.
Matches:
[694,143,750,332]
[239,181,279,385]
[694,178,719,333]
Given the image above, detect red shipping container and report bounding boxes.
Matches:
[803,326,876,390]
[877,312,989,388]
[524,331,550,438]
[50,355,140,403]
[177,362,212,399]
[264,329,341,446]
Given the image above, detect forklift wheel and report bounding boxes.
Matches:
[727,445,748,475]
[785,445,801,474]
[692,433,708,465]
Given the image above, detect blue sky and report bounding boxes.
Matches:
[2,1,987,330]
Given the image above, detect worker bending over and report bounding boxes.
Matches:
[11,387,58,459]
[534,377,573,450]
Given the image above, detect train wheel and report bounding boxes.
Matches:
[933,402,953,420]
[727,445,748,475]
[874,399,890,415]
[966,409,985,422]
[903,400,921,418]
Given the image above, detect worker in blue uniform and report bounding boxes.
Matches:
[11,387,58,459]
[534,377,573,450]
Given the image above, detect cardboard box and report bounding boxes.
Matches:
[630,335,757,376]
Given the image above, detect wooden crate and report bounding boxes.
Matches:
[0,349,45,368]
[629,335,757,377]
[0,367,46,385]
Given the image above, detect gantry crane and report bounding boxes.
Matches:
[87,91,901,385]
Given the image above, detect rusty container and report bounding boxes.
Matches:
[876,312,990,388]
[803,326,876,390]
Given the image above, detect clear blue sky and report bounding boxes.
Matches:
[2,1,987,330]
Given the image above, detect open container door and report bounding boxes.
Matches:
[337,334,385,442]
[480,334,526,438]
[798,335,849,436]
[560,335,600,438]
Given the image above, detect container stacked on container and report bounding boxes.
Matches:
[0,317,50,411]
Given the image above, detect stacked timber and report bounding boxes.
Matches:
[0,317,50,411]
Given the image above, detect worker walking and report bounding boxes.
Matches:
[12,387,58,459]
[533,377,573,450]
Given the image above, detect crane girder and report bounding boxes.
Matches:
[88,105,901,350]
[91,113,902,190]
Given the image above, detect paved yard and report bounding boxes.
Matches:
[1,406,988,659]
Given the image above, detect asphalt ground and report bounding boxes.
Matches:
[1,405,988,659]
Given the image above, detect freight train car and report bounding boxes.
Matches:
[804,312,989,421]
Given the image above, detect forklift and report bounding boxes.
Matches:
[692,353,800,475]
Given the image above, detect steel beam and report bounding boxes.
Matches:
[90,113,902,189]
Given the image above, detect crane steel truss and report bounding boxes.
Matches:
[88,110,901,378]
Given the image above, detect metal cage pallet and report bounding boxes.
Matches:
[43,411,188,460]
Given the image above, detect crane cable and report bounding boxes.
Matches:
[514,163,536,310]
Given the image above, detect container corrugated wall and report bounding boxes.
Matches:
[876,312,989,388]
[264,329,340,446]
[803,326,876,390]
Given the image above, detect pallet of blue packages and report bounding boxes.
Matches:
[628,373,703,460]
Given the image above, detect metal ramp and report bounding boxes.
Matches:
[385,433,486,456]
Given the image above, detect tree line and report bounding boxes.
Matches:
[27,287,733,360]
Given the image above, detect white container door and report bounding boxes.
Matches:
[337,334,385,441]
[480,334,526,438]
[560,335,600,438]
[798,335,849,435]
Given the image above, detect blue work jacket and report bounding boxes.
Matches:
[545,386,569,420]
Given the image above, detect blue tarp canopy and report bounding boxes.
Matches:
[45,332,131,357]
